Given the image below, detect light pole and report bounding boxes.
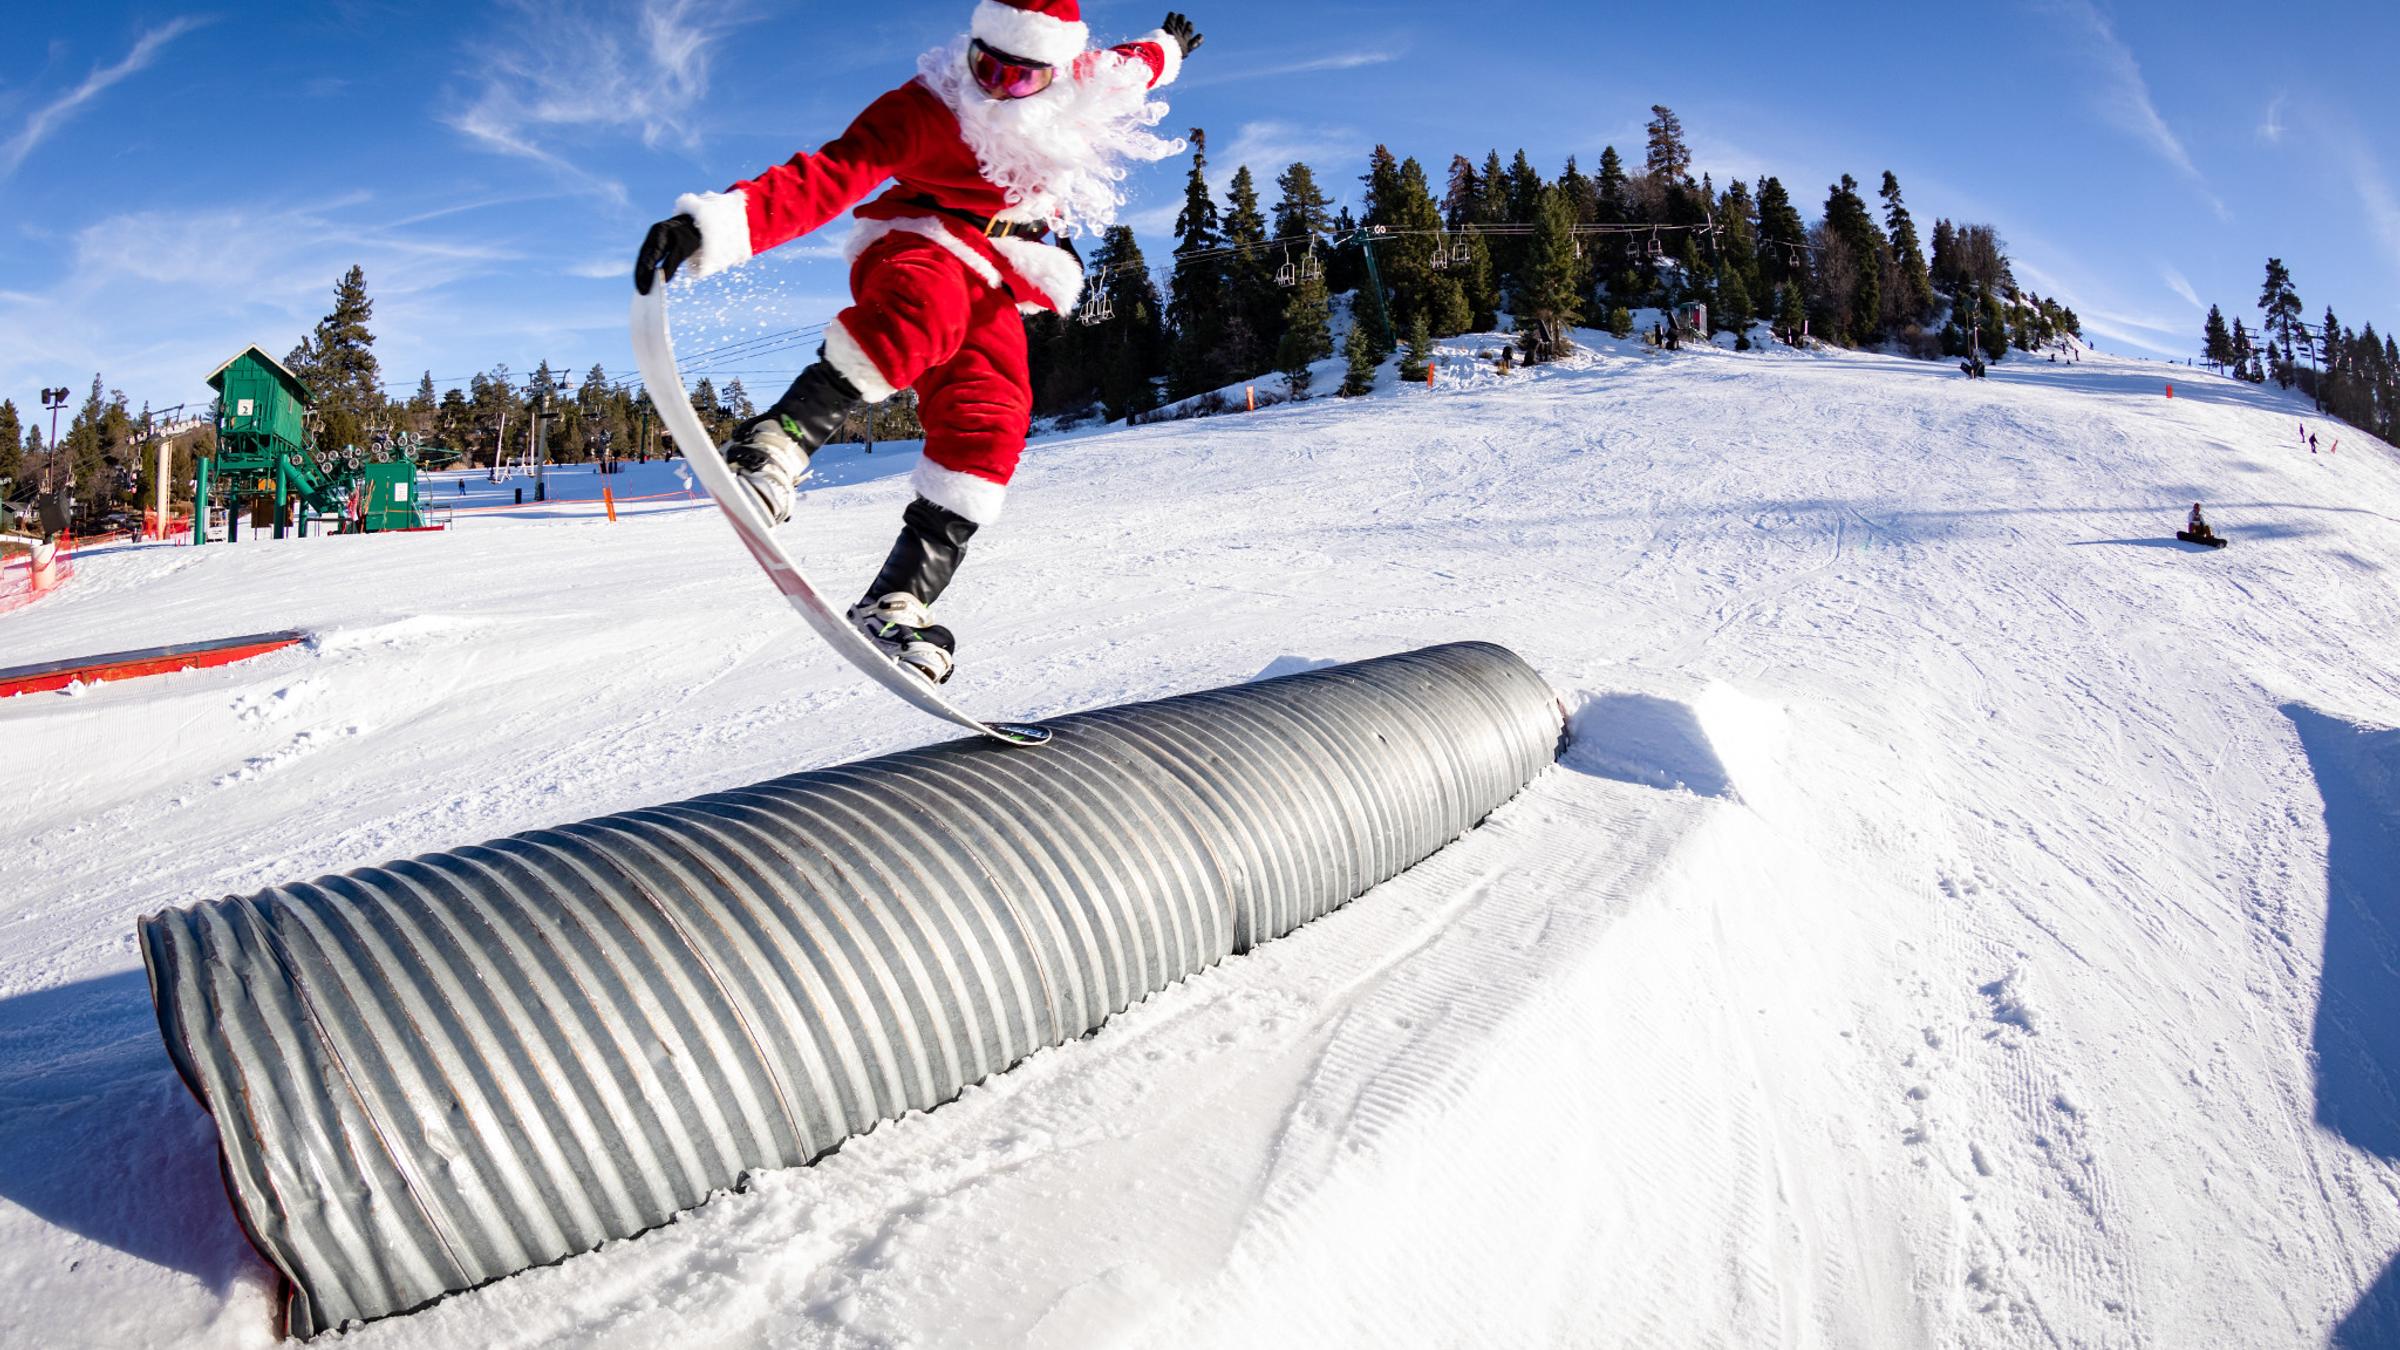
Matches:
[39,387,71,534]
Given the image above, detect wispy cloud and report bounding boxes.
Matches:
[2258,93,2287,144]
[2045,0,2225,218]
[2015,255,2190,357]
[443,0,754,203]
[2160,264,2202,310]
[0,17,210,180]
[2350,144,2400,284]
[1179,47,1401,89]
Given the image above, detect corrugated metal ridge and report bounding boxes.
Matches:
[140,642,1562,1336]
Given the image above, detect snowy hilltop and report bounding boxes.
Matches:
[0,330,2396,1348]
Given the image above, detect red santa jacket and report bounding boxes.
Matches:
[675,31,1181,316]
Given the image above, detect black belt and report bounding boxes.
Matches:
[904,195,1051,241]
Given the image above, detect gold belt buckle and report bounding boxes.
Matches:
[985,215,1008,238]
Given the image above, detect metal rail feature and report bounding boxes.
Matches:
[141,643,1563,1336]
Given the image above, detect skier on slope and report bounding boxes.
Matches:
[633,0,1201,685]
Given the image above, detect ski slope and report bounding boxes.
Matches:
[2,332,2396,1349]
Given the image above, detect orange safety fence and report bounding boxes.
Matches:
[0,543,78,616]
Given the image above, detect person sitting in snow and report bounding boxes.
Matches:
[633,0,1201,685]
[2186,502,2217,542]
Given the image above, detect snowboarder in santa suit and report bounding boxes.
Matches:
[633,0,1202,685]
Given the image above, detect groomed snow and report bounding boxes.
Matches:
[2,330,2396,1348]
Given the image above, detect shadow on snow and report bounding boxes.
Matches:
[0,968,261,1292]
[2283,705,2400,1349]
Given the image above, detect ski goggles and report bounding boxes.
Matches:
[969,39,1056,100]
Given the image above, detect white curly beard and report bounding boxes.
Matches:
[916,36,1184,238]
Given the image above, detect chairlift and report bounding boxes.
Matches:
[1098,290,1115,321]
[1276,249,1297,287]
[1448,234,1470,267]
[1301,242,1325,282]
[1431,235,1450,270]
[1646,228,1664,261]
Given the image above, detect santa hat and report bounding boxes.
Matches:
[971,0,1087,68]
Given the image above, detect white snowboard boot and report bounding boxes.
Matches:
[721,359,863,524]
[848,593,957,685]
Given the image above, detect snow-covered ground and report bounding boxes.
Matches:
[2,331,2397,1349]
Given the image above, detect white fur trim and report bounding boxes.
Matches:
[971,0,1088,67]
[674,190,752,279]
[1136,29,1182,87]
[844,216,1004,289]
[991,235,1085,310]
[914,459,1009,525]
[823,318,900,403]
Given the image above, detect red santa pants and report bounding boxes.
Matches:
[824,231,1030,525]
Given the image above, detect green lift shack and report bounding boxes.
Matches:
[198,345,426,543]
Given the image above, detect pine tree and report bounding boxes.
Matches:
[1518,184,1584,363]
[1168,129,1232,398]
[2202,305,2234,371]
[1340,324,1380,397]
[1222,165,1280,376]
[1272,162,1334,241]
[1755,177,1809,302]
[2259,257,2303,388]
[1595,146,1630,224]
[1559,156,1597,224]
[1821,175,1888,346]
[0,399,19,484]
[1400,311,1434,383]
[1442,155,1480,230]
[1090,226,1166,421]
[1276,266,1333,400]
[1607,306,1634,340]
[1374,155,1456,337]
[1978,288,2009,366]
[1476,150,1517,301]
[1879,171,1936,327]
[1777,282,1808,344]
[409,372,438,433]
[1644,105,1692,182]
[286,265,383,452]
[1718,270,1755,346]
[1505,150,1545,223]
[725,378,755,422]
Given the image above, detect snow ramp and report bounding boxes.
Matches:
[136,642,1562,1337]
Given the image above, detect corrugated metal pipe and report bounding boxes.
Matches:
[140,642,1563,1336]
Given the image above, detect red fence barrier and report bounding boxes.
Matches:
[0,631,309,698]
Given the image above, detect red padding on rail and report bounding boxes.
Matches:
[0,631,309,697]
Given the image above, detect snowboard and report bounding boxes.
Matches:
[629,288,1050,747]
[2176,530,2228,549]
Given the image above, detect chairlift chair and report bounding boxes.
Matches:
[1646,228,1664,261]
[1449,234,1471,267]
[1276,250,1297,287]
[1097,290,1115,321]
[1301,242,1325,282]
[1431,235,1450,270]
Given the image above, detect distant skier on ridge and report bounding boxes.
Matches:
[633,0,1202,684]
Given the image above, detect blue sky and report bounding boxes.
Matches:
[2,0,2395,418]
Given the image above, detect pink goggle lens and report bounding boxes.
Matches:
[970,40,1056,99]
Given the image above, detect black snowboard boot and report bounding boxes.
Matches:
[849,495,977,685]
[722,357,864,524]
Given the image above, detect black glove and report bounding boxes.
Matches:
[634,214,702,295]
[1161,11,1202,58]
